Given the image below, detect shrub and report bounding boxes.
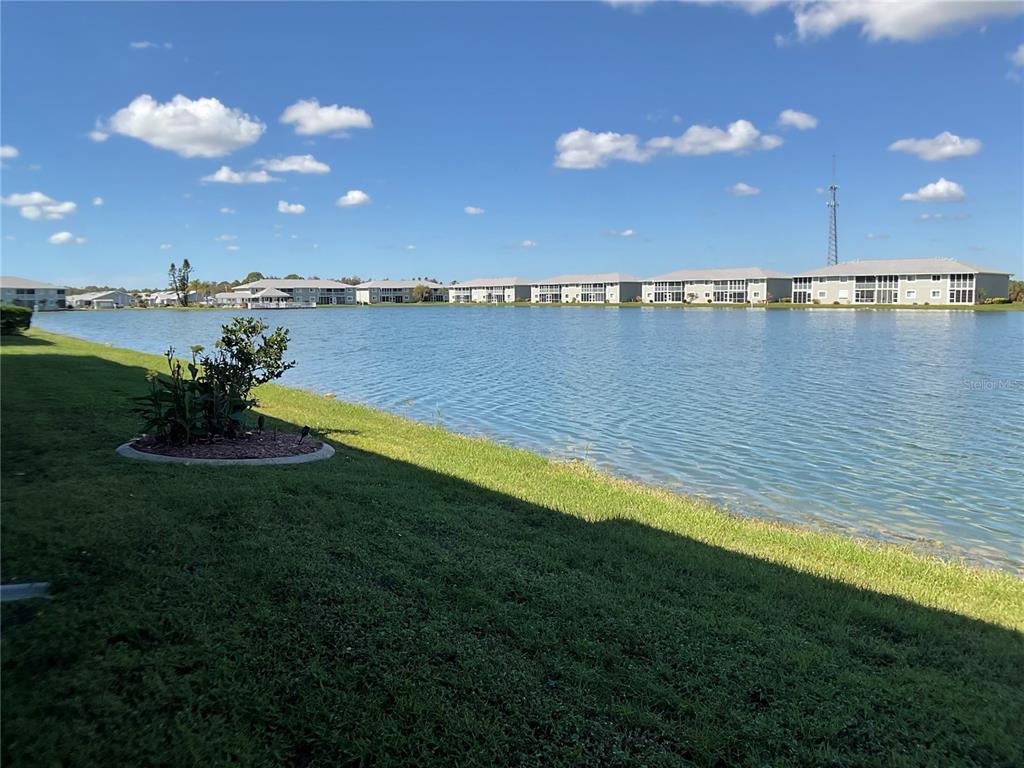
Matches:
[778,297,791,304]
[133,317,295,444]
[0,304,32,335]
[983,297,1010,305]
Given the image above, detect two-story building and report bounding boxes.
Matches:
[791,259,1011,306]
[530,273,643,304]
[448,277,533,304]
[232,278,355,306]
[642,267,791,304]
[0,276,67,310]
[354,280,447,304]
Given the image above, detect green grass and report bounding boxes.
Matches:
[3,329,1022,767]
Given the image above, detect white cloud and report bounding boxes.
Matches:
[1012,43,1024,67]
[404,244,417,251]
[219,207,235,214]
[888,131,981,161]
[336,189,371,207]
[88,119,110,142]
[103,94,265,158]
[48,231,83,245]
[226,244,240,252]
[277,200,306,214]
[160,243,173,250]
[256,154,330,174]
[900,177,966,202]
[0,145,18,158]
[214,234,238,241]
[129,41,171,49]
[518,240,537,248]
[554,128,652,169]
[918,212,971,221]
[201,166,279,184]
[92,196,104,206]
[280,98,373,136]
[618,228,636,237]
[790,1,1022,42]
[464,205,485,215]
[648,119,782,156]
[865,233,890,240]
[2,191,54,207]
[3,192,77,221]
[777,109,818,130]
[730,182,761,196]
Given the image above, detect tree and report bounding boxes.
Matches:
[169,259,193,306]
[1009,280,1024,303]
[283,273,302,280]
[242,271,265,284]
[336,276,363,286]
[411,284,435,303]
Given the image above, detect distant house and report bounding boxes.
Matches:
[530,273,643,304]
[144,290,199,307]
[448,277,532,304]
[232,278,355,306]
[213,291,244,307]
[355,280,447,304]
[0,276,67,310]
[642,267,791,304]
[66,290,133,309]
[791,258,1011,306]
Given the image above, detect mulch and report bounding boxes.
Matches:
[131,432,322,460]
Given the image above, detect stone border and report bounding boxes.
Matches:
[116,440,334,466]
[1,582,50,602]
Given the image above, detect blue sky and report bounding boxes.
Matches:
[1,1,1022,288]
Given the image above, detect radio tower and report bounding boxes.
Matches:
[827,155,839,266]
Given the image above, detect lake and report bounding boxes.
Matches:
[34,306,1024,573]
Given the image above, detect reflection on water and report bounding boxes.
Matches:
[35,306,1024,572]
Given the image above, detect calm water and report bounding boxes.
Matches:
[35,306,1024,572]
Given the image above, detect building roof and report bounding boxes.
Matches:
[252,287,291,298]
[235,278,352,290]
[645,266,789,282]
[0,276,65,290]
[70,290,127,302]
[795,258,1011,278]
[214,291,241,299]
[533,272,643,285]
[451,277,533,288]
[356,279,444,289]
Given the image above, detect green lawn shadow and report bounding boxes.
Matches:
[1,349,1022,766]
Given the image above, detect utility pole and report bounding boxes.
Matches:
[827,155,839,266]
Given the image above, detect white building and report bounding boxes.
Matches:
[66,290,133,309]
[448,277,532,304]
[792,259,1011,306]
[232,278,355,306]
[355,280,447,304]
[642,267,791,304]
[213,291,244,307]
[0,276,67,310]
[530,273,643,304]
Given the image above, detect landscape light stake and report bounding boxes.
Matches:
[298,425,310,445]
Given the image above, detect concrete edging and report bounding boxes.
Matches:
[115,440,334,466]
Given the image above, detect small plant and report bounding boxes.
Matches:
[132,317,295,444]
[0,304,32,335]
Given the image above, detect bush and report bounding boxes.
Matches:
[778,297,791,304]
[133,317,295,444]
[0,304,32,335]
[982,297,1010,305]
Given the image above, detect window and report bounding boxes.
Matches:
[854,276,876,303]
[713,279,747,303]
[949,273,974,304]
[752,291,760,298]
[580,283,607,302]
[653,280,684,302]
[536,284,560,303]
[931,289,941,299]
[931,275,941,281]
[792,276,812,304]
[817,291,826,299]
[905,290,916,299]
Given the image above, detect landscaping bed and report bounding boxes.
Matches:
[130,432,322,460]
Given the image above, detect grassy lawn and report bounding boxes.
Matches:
[2,329,1022,766]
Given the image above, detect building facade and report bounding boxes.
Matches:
[354,280,447,304]
[530,273,643,304]
[66,290,133,309]
[448,277,532,303]
[0,276,67,310]
[642,268,791,304]
[791,259,1011,306]
[232,279,355,306]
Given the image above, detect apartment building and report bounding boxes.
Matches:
[642,267,791,304]
[791,259,1011,305]
[232,278,355,306]
[0,276,67,310]
[354,280,447,304]
[66,290,133,309]
[448,277,532,303]
[530,273,643,303]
